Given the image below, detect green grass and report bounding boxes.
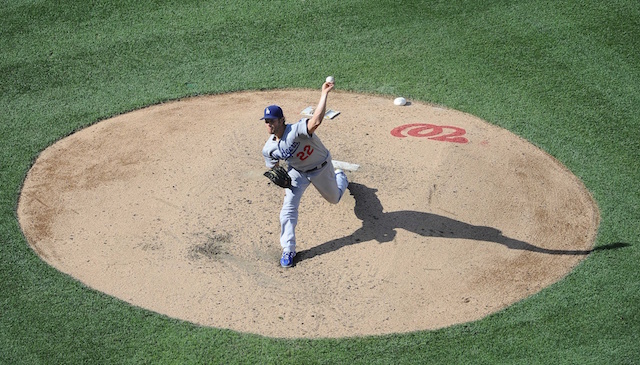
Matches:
[2,0,638,363]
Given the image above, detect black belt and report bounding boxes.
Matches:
[303,160,328,173]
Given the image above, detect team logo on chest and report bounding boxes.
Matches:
[279,141,300,160]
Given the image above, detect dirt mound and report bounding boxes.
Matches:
[17,90,599,338]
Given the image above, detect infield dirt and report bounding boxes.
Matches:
[18,90,599,338]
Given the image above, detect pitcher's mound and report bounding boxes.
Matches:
[17,90,599,338]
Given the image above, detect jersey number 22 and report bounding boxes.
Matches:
[297,145,314,161]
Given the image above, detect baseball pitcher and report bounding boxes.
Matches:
[261,81,348,267]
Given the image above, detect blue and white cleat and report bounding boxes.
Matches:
[280,251,296,268]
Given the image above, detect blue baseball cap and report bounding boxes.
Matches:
[261,105,284,120]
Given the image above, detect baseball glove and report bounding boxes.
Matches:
[264,166,292,189]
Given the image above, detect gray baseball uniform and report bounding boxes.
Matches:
[262,118,348,254]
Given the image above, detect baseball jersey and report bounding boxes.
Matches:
[262,118,329,172]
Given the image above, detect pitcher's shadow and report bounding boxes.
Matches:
[297,183,608,263]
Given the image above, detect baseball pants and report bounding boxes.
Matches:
[279,159,348,253]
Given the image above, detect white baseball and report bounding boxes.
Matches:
[326,76,335,83]
[394,97,407,106]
